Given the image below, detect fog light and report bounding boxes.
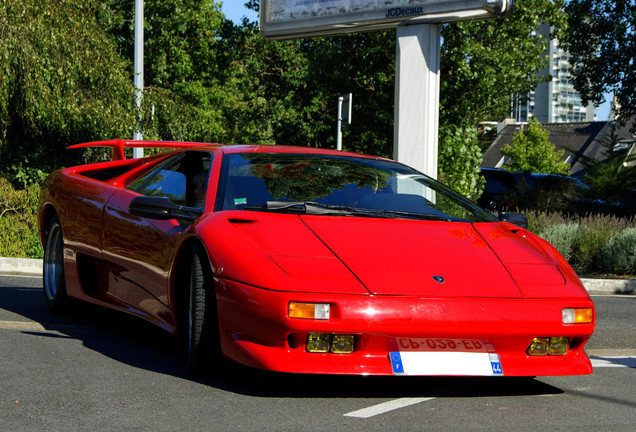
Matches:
[527,337,569,356]
[527,337,550,355]
[548,337,569,355]
[562,308,593,324]
[307,333,330,352]
[331,335,355,354]
[289,302,330,320]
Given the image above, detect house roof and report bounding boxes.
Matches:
[481,119,635,178]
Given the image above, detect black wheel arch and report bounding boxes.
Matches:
[171,237,214,335]
[39,204,60,250]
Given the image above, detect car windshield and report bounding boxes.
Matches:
[215,153,496,222]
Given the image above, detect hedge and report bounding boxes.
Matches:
[528,211,636,277]
[0,179,42,259]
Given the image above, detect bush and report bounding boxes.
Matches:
[598,228,636,275]
[539,223,579,262]
[572,224,618,274]
[529,210,636,276]
[0,178,42,259]
[527,211,571,235]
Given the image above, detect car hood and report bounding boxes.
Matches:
[199,213,588,299]
[301,216,524,298]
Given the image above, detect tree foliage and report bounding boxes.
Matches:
[501,119,570,175]
[437,125,484,199]
[561,0,635,124]
[99,0,227,142]
[213,21,316,145]
[1,0,570,199]
[440,0,567,126]
[0,0,137,179]
[581,129,636,203]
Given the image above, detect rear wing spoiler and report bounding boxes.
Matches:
[69,139,214,161]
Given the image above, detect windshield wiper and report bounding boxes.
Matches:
[243,201,453,221]
[244,201,358,216]
[370,209,453,221]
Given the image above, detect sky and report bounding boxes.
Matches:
[221,2,258,24]
[219,2,612,121]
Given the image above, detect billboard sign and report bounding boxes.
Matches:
[260,0,512,40]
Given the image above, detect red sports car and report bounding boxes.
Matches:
[39,140,595,376]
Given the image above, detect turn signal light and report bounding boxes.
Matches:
[562,308,593,324]
[289,302,330,320]
[306,333,355,354]
[527,337,569,356]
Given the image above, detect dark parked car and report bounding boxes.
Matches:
[478,168,597,213]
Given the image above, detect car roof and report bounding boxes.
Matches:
[216,144,383,160]
[70,140,387,162]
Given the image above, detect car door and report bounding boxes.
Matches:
[100,151,212,326]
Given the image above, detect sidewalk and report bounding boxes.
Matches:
[1,257,633,295]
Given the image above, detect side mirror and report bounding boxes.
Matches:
[129,196,202,222]
[498,212,528,229]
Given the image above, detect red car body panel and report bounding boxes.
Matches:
[39,141,596,377]
[300,216,523,298]
[215,278,593,375]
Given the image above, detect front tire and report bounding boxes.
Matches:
[43,215,68,313]
[187,244,222,374]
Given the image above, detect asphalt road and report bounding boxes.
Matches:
[1,275,634,432]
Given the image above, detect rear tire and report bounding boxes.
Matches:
[187,244,222,374]
[43,215,68,313]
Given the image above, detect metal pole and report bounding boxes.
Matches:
[133,0,144,158]
[393,23,441,179]
[336,96,343,151]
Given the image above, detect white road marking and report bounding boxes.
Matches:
[0,320,84,334]
[591,357,636,368]
[344,397,435,418]
[0,320,46,331]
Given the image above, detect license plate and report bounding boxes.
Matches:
[390,351,504,376]
[395,338,496,352]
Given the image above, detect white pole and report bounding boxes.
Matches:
[336,96,343,151]
[133,0,144,158]
[393,23,441,179]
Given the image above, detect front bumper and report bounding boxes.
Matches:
[214,278,595,376]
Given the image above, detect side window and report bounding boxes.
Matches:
[127,151,212,207]
[140,170,187,205]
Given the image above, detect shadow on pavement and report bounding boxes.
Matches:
[1,278,564,399]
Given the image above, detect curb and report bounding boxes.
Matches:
[0,258,633,295]
[580,278,635,296]
[0,258,42,276]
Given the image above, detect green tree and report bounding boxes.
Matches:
[242,0,566,199]
[440,0,567,126]
[581,129,636,203]
[561,0,635,124]
[213,20,316,146]
[99,0,227,142]
[501,118,570,175]
[297,32,396,157]
[438,125,484,199]
[0,0,137,182]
